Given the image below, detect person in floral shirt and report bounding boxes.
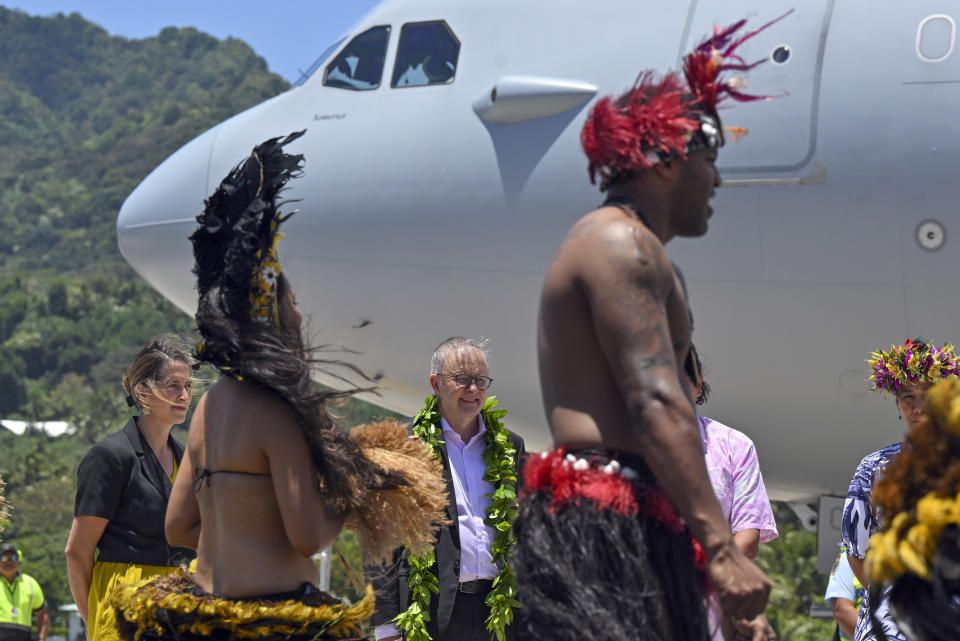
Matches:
[841,338,960,641]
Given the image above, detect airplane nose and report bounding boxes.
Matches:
[117,125,220,314]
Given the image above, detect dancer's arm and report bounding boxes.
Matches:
[586,225,769,620]
[267,402,345,556]
[167,393,204,548]
[587,229,729,541]
[166,448,201,549]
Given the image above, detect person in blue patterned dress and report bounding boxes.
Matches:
[840,338,960,641]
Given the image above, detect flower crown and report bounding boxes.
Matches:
[581,11,792,190]
[868,339,960,396]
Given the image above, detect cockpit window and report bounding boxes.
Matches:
[391,21,460,88]
[323,26,390,91]
[295,37,346,87]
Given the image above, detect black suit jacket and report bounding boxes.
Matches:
[74,417,195,567]
[366,426,526,639]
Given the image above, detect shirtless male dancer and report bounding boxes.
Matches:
[513,16,787,641]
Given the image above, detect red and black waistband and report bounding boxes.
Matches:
[522,447,706,571]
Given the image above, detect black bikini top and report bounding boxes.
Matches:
[192,466,269,492]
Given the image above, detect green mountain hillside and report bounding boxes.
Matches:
[0,7,291,423]
[0,7,288,275]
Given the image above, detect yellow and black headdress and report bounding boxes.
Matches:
[190,130,305,372]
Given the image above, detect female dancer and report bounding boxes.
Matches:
[112,131,446,641]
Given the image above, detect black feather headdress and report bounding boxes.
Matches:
[185,129,453,560]
[190,129,305,371]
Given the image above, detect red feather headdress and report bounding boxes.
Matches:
[582,11,793,190]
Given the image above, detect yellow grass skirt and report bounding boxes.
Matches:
[88,561,179,641]
[110,569,374,641]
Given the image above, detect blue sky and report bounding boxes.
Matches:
[3,1,382,83]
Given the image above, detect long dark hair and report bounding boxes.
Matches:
[683,343,711,405]
[195,274,404,514]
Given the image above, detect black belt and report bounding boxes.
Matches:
[458,579,494,594]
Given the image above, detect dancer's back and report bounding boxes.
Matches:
[167,376,344,598]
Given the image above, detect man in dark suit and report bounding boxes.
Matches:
[367,337,525,641]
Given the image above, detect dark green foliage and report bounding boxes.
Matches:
[756,503,836,640]
[330,393,404,428]
[0,347,27,413]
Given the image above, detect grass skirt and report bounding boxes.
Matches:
[110,569,374,641]
[512,448,710,641]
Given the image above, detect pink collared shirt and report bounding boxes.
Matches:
[699,416,778,542]
[700,415,778,641]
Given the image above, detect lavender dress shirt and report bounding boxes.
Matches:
[440,415,499,582]
[374,414,496,640]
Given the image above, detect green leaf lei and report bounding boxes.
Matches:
[394,394,520,641]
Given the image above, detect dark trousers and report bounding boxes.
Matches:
[439,591,516,641]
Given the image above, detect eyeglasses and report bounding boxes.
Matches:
[443,373,494,391]
[0,554,17,562]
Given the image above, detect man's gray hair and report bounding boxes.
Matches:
[430,336,491,374]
